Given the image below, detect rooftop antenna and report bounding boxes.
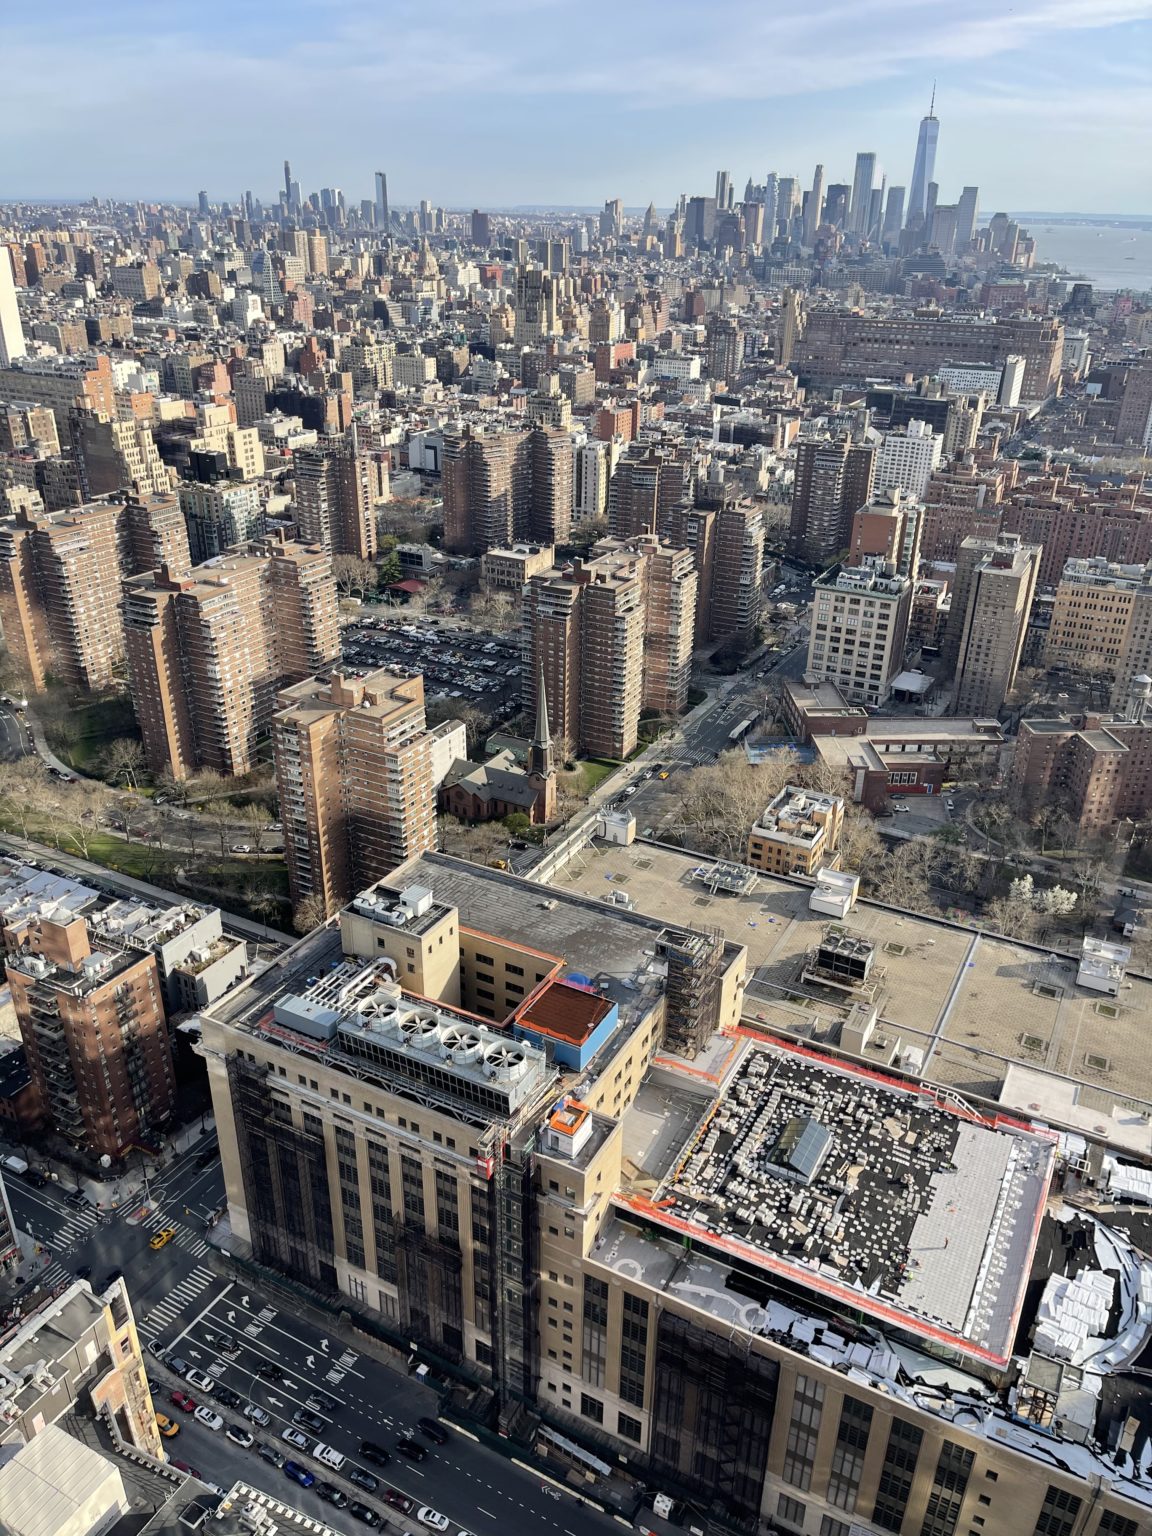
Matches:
[929,80,936,117]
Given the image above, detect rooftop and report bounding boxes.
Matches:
[550,839,1152,1130]
[614,1036,1051,1365]
[752,785,842,846]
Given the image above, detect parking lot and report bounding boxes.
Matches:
[341,619,522,716]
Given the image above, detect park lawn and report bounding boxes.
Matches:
[47,693,140,772]
[579,758,618,794]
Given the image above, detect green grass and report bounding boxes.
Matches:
[42,692,140,773]
[579,759,618,794]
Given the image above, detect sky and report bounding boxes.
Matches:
[4,0,1152,214]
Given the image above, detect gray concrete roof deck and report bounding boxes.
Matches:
[550,840,1152,1119]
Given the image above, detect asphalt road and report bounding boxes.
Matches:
[0,706,32,762]
[3,1138,616,1536]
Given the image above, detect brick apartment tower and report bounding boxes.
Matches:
[293,432,379,560]
[123,538,339,780]
[0,502,124,690]
[4,912,174,1160]
[272,669,440,913]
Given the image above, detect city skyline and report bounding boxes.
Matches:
[3,0,1151,213]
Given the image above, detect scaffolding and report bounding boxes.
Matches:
[491,1127,539,1433]
[657,924,725,1057]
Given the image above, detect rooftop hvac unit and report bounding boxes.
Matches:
[483,1041,528,1080]
[408,1017,443,1051]
[440,1025,485,1064]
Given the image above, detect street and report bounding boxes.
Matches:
[0,705,32,762]
[2,1141,618,1536]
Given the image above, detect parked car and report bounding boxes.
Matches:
[417,1416,448,1445]
[170,1390,196,1413]
[215,1385,243,1410]
[316,1482,349,1509]
[244,1403,271,1426]
[384,1488,415,1513]
[283,1461,315,1488]
[292,1408,326,1434]
[171,1460,201,1478]
[225,1423,254,1448]
[395,1438,428,1462]
[184,1370,216,1395]
[358,1440,390,1467]
[155,1413,180,1438]
[231,844,252,854]
[312,1443,345,1471]
[166,1357,190,1379]
[347,1466,378,1492]
[417,1510,450,1532]
[258,1443,284,1467]
[194,1407,223,1432]
[348,1505,381,1529]
[281,1427,310,1451]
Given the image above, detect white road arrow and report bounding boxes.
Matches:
[226,1310,237,1323]
[240,1294,250,1307]
[306,1354,315,1370]
[187,1349,201,1360]
[268,1397,283,1408]
[319,1338,329,1353]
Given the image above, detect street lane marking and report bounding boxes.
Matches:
[170,1280,233,1348]
[202,1292,367,1383]
[477,1509,496,1519]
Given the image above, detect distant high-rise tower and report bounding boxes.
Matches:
[882,185,906,242]
[956,185,980,250]
[375,170,389,230]
[715,170,732,212]
[197,190,209,217]
[848,153,877,235]
[0,247,26,367]
[803,165,825,247]
[908,88,939,227]
[283,159,293,205]
[763,173,779,242]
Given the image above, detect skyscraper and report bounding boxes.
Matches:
[952,533,1040,715]
[908,89,940,227]
[848,152,877,235]
[283,159,293,207]
[803,164,825,247]
[882,185,906,241]
[0,246,26,367]
[715,170,732,212]
[956,185,980,250]
[375,170,389,229]
[762,173,779,243]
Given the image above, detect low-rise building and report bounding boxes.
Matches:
[746,785,844,875]
[480,541,554,594]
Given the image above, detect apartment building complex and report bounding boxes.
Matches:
[793,309,1064,398]
[0,353,117,430]
[806,559,913,706]
[123,536,339,780]
[522,534,698,758]
[0,501,124,690]
[178,480,263,563]
[746,785,844,875]
[920,456,1012,562]
[272,669,443,914]
[118,489,191,578]
[3,908,174,1159]
[871,418,942,500]
[292,434,381,560]
[948,533,1040,716]
[442,421,531,554]
[789,435,875,566]
[1046,557,1152,677]
[607,443,692,540]
[1012,678,1152,837]
[197,855,1148,1536]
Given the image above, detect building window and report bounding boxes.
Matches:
[618,1292,649,1408]
[826,1394,872,1512]
[1096,1514,1137,1536]
[777,1493,806,1529]
[872,1415,922,1532]
[820,1520,850,1536]
[1032,1488,1082,1536]
[617,1412,642,1443]
[582,1275,608,1388]
[782,1373,824,1491]
[580,1393,604,1424]
[920,1441,975,1536]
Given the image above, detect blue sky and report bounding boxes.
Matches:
[4,0,1151,213]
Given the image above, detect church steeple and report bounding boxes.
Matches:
[528,670,554,781]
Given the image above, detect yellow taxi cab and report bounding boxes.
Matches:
[149,1227,176,1251]
[155,1413,180,1437]
[657,770,670,779]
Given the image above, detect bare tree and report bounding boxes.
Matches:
[238,803,273,853]
[468,590,519,634]
[331,555,379,600]
[293,892,331,935]
[0,759,51,839]
[837,811,883,876]
[204,806,234,860]
[875,843,934,911]
[102,738,146,789]
[983,894,1038,942]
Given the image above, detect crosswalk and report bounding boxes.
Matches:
[38,1206,100,1254]
[137,1265,216,1340]
[34,1260,76,1294]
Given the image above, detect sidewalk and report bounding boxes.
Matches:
[23,706,81,778]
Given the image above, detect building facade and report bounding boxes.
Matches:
[807,560,913,707]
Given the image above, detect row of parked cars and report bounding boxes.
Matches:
[153,1342,458,1530]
